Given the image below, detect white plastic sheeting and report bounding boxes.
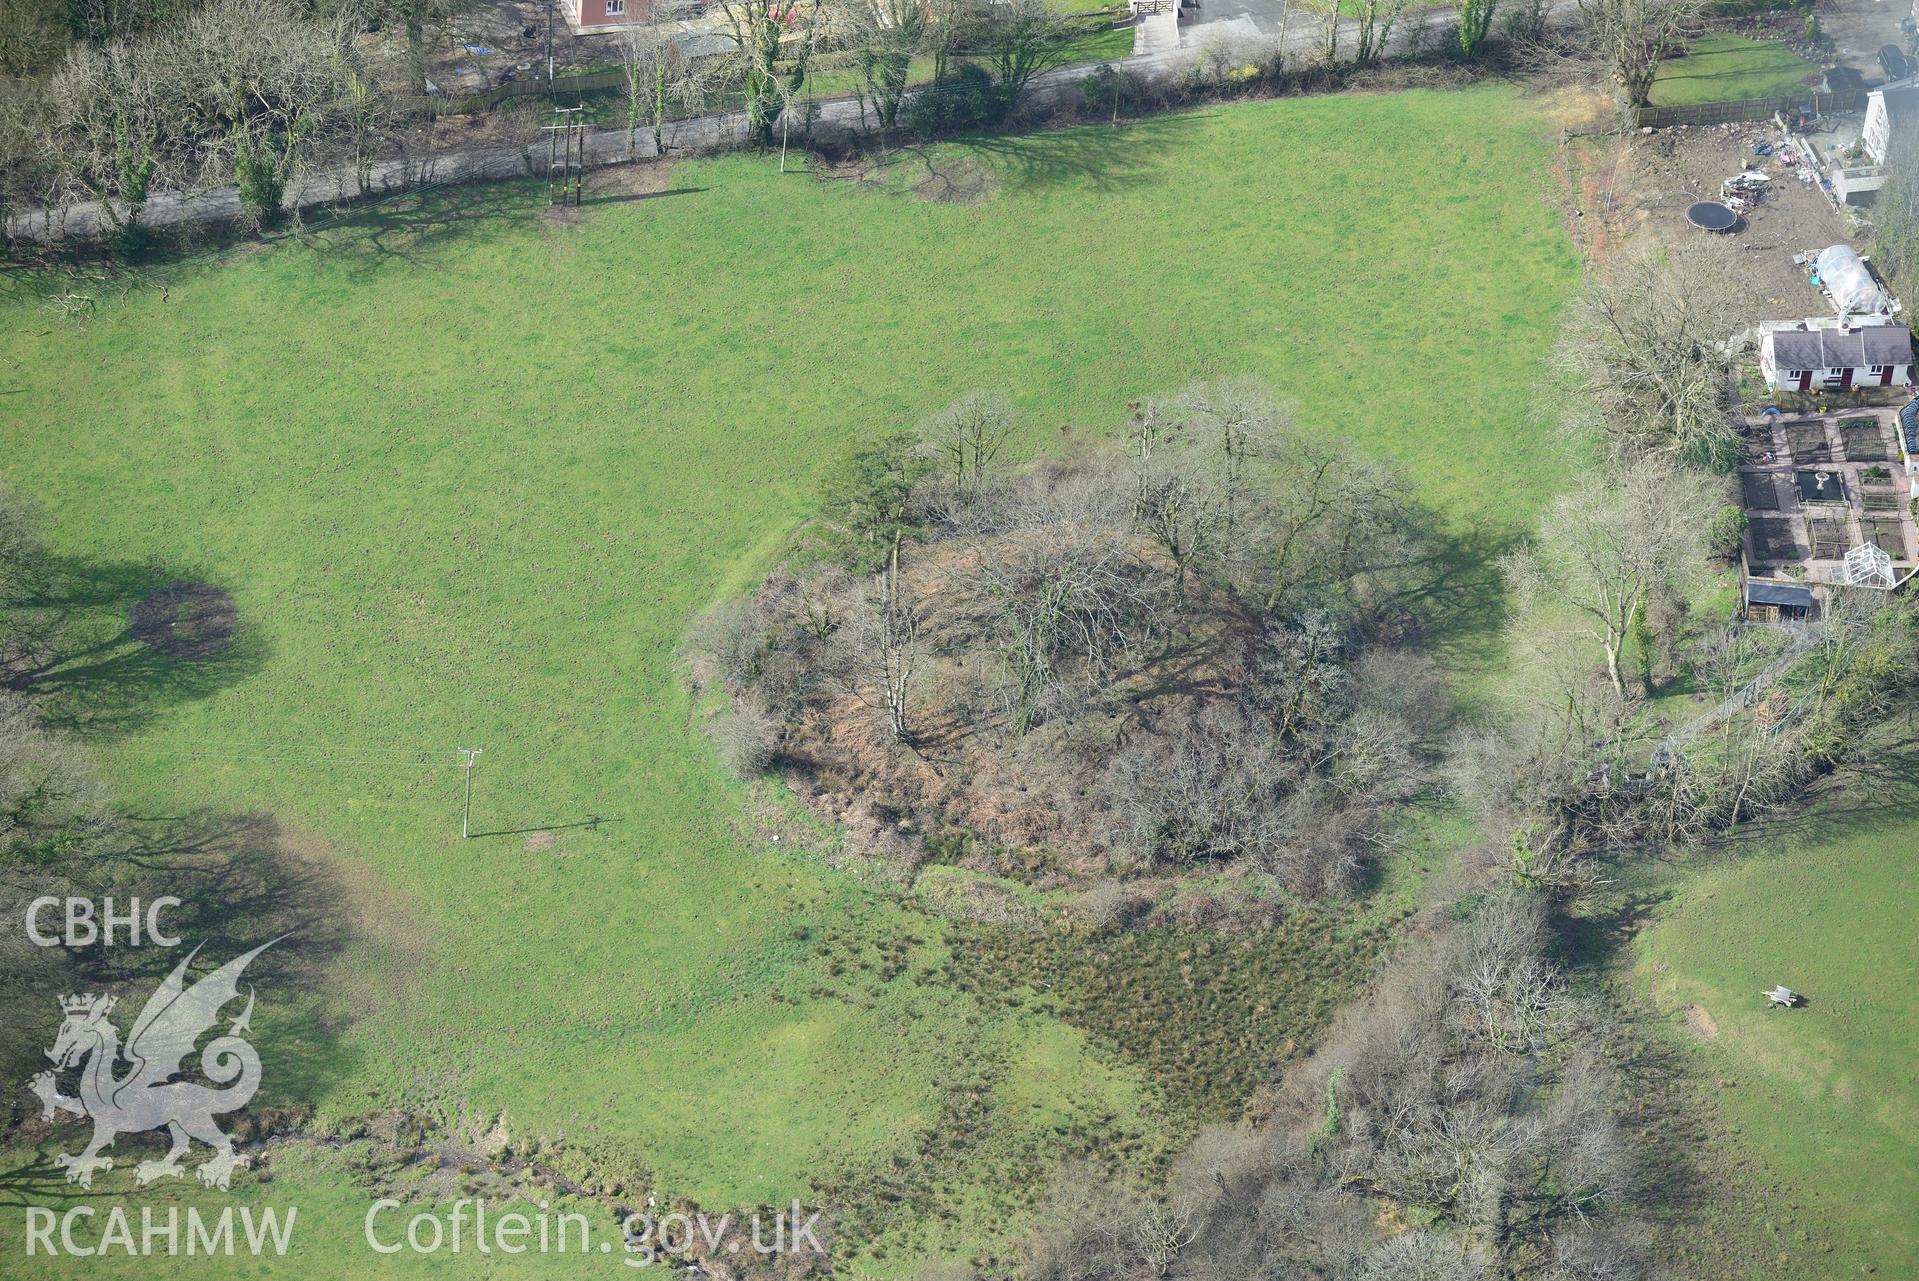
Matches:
[1813,244,1896,317]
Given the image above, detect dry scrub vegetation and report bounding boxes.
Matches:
[1027,895,1642,1281]
[689,381,1444,901]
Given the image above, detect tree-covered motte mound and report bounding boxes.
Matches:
[693,382,1446,900]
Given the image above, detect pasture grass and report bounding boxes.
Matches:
[1650,34,1816,107]
[0,84,1576,1273]
[1635,804,1919,1277]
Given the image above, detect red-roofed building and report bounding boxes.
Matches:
[562,0,653,32]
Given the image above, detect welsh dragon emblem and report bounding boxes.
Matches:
[29,939,278,1191]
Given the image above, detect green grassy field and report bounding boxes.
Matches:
[0,85,1577,1274]
[1636,804,1919,1277]
[1651,33,1816,107]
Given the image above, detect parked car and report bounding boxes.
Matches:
[1881,44,1912,83]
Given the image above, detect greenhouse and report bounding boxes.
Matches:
[1812,245,1897,318]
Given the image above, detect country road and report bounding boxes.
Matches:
[7,0,1581,243]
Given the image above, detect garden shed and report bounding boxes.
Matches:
[1745,579,1815,624]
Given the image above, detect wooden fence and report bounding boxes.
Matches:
[1634,89,1870,129]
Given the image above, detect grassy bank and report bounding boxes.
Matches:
[1636,801,1919,1277]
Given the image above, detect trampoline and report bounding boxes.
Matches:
[1687,201,1739,233]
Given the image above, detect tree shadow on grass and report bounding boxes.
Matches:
[1709,711,1919,856]
[1607,1005,1732,1227]
[17,811,374,1119]
[296,181,548,280]
[924,111,1208,196]
[0,1151,75,1209]
[1388,511,1526,698]
[6,555,266,740]
[86,813,354,988]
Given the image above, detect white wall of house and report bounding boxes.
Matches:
[1866,93,1893,164]
[1759,344,1911,391]
[1765,338,1895,390]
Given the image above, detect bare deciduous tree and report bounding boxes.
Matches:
[699,382,1430,894]
[1875,136,1919,289]
[616,10,717,159]
[918,392,1019,511]
[1128,378,1293,612]
[48,39,171,243]
[846,0,925,129]
[1027,894,1643,1280]
[921,0,969,84]
[0,80,60,244]
[959,483,1162,732]
[0,0,69,76]
[1246,430,1411,616]
[331,0,479,96]
[1315,0,1409,65]
[161,0,342,226]
[712,0,850,151]
[329,15,402,198]
[1579,0,1701,107]
[839,564,925,742]
[1501,456,1712,701]
[1348,0,1412,65]
[1562,239,1744,462]
[966,0,1079,108]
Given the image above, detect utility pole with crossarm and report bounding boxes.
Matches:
[458,748,483,838]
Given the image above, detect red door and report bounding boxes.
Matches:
[1840,368,1855,390]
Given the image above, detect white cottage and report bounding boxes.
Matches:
[1759,322,1914,392]
[1864,78,1919,164]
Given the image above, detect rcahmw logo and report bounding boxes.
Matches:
[25,1205,296,1258]
[29,939,281,1191]
[19,938,300,1258]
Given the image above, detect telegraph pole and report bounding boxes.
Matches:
[545,105,586,206]
[545,0,557,96]
[458,748,483,838]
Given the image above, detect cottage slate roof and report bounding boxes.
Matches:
[1880,84,1919,129]
[1747,580,1815,608]
[1766,325,1913,370]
